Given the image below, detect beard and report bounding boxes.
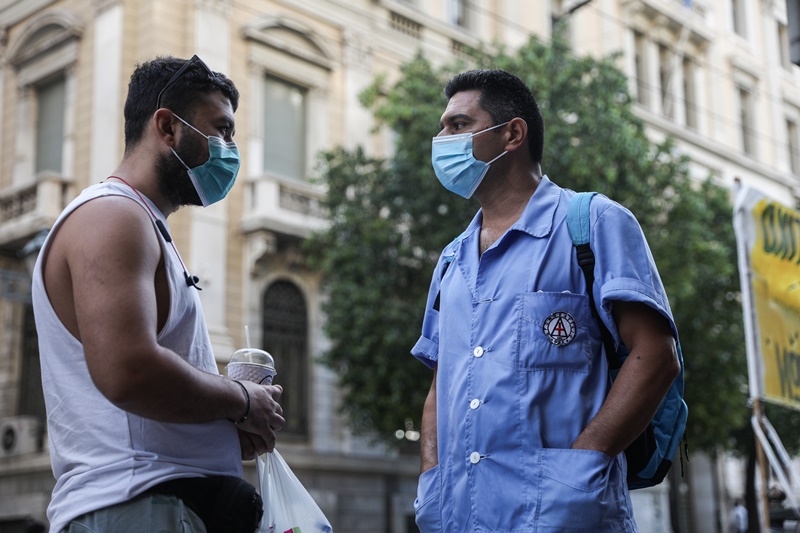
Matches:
[156,132,206,207]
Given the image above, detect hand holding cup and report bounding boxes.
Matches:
[226,348,282,454]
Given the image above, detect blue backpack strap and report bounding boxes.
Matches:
[567,192,688,489]
[567,192,596,246]
[566,193,620,369]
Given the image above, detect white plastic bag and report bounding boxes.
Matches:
[257,449,333,533]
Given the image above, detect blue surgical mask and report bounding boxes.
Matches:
[171,113,240,207]
[431,122,509,199]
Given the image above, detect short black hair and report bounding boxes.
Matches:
[444,69,544,164]
[123,56,240,152]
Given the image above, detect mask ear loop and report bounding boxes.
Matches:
[472,121,510,138]
[169,113,208,171]
[106,175,202,290]
[170,148,191,170]
[168,115,201,171]
[172,112,210,139]
[471,122,510,165]
[486,150,508,165]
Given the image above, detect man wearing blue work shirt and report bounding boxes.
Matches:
[412,69,681,532]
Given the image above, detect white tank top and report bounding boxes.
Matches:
[32,181,241,533]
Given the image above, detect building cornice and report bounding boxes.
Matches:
[636,105,798,189]
[242,15,333,71]
[93,0,122,16]
[5,9,82,69]
[0,0,55,28]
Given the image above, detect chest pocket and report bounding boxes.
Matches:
[515,291,598,372]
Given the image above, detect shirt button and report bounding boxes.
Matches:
[470,452,481,464]
[470,399,481,410]
[473,346,484,357]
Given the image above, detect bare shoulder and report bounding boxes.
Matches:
[44,194,163,339]
[56,195,160,264]
[46,194,162,297]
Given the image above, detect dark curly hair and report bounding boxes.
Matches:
[444,69,544,164]
[123,56,239,153]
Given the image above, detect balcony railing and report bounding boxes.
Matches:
[241,174,327,239]
[0,172,71,249]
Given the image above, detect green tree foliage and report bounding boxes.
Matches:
[307,36,750,451]
[305,57,471,439]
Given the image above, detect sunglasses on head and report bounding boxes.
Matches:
[156,54,213,109]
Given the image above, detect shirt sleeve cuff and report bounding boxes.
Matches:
[411,336,438,369]
[600,277,679,342]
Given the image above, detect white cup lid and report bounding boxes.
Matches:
[229,348,275,368]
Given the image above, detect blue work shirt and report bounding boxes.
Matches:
[411,177,677,532]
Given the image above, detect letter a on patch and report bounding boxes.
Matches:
[543,311,577,346]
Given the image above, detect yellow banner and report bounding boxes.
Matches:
[750,198,800,408]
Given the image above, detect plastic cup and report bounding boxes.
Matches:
[226,348,276,385]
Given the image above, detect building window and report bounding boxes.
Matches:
[448,0,472,30]
[5,11,80,187]
[659,43,673,119]
[262,280,308,436]
[264,75,307,181]
[683,57,697,130]
[738,87,755,156]
[634,32,649,107]
[19,305,45,427]
[732,0,746,37]
[779,22,791,70]
[788,119,799,175]
[35,75,66,174]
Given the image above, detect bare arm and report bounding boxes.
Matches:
[571,301,680,456]
[420,366,438,474]
[47,197,283,447]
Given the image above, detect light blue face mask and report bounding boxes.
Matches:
[431,122,509,199]
[171,113,240,207]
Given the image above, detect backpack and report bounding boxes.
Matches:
[566,192,688,490]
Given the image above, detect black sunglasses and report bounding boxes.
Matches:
[155,54,213,109]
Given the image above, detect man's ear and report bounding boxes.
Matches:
[504,117,528,153]
[153,108,178,148]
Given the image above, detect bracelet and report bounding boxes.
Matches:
[228,380,250,424]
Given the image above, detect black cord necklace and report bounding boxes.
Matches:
[106,176,202,290]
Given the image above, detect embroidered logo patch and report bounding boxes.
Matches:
[543,311,577,346]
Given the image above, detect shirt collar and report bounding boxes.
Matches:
[462,175,561,240]
[511,175,560,238]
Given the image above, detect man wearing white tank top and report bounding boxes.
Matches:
[32,55,284,533]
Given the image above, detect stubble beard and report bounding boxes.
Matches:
[157,132,205,208]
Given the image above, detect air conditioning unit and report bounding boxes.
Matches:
[0,416,40,457]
